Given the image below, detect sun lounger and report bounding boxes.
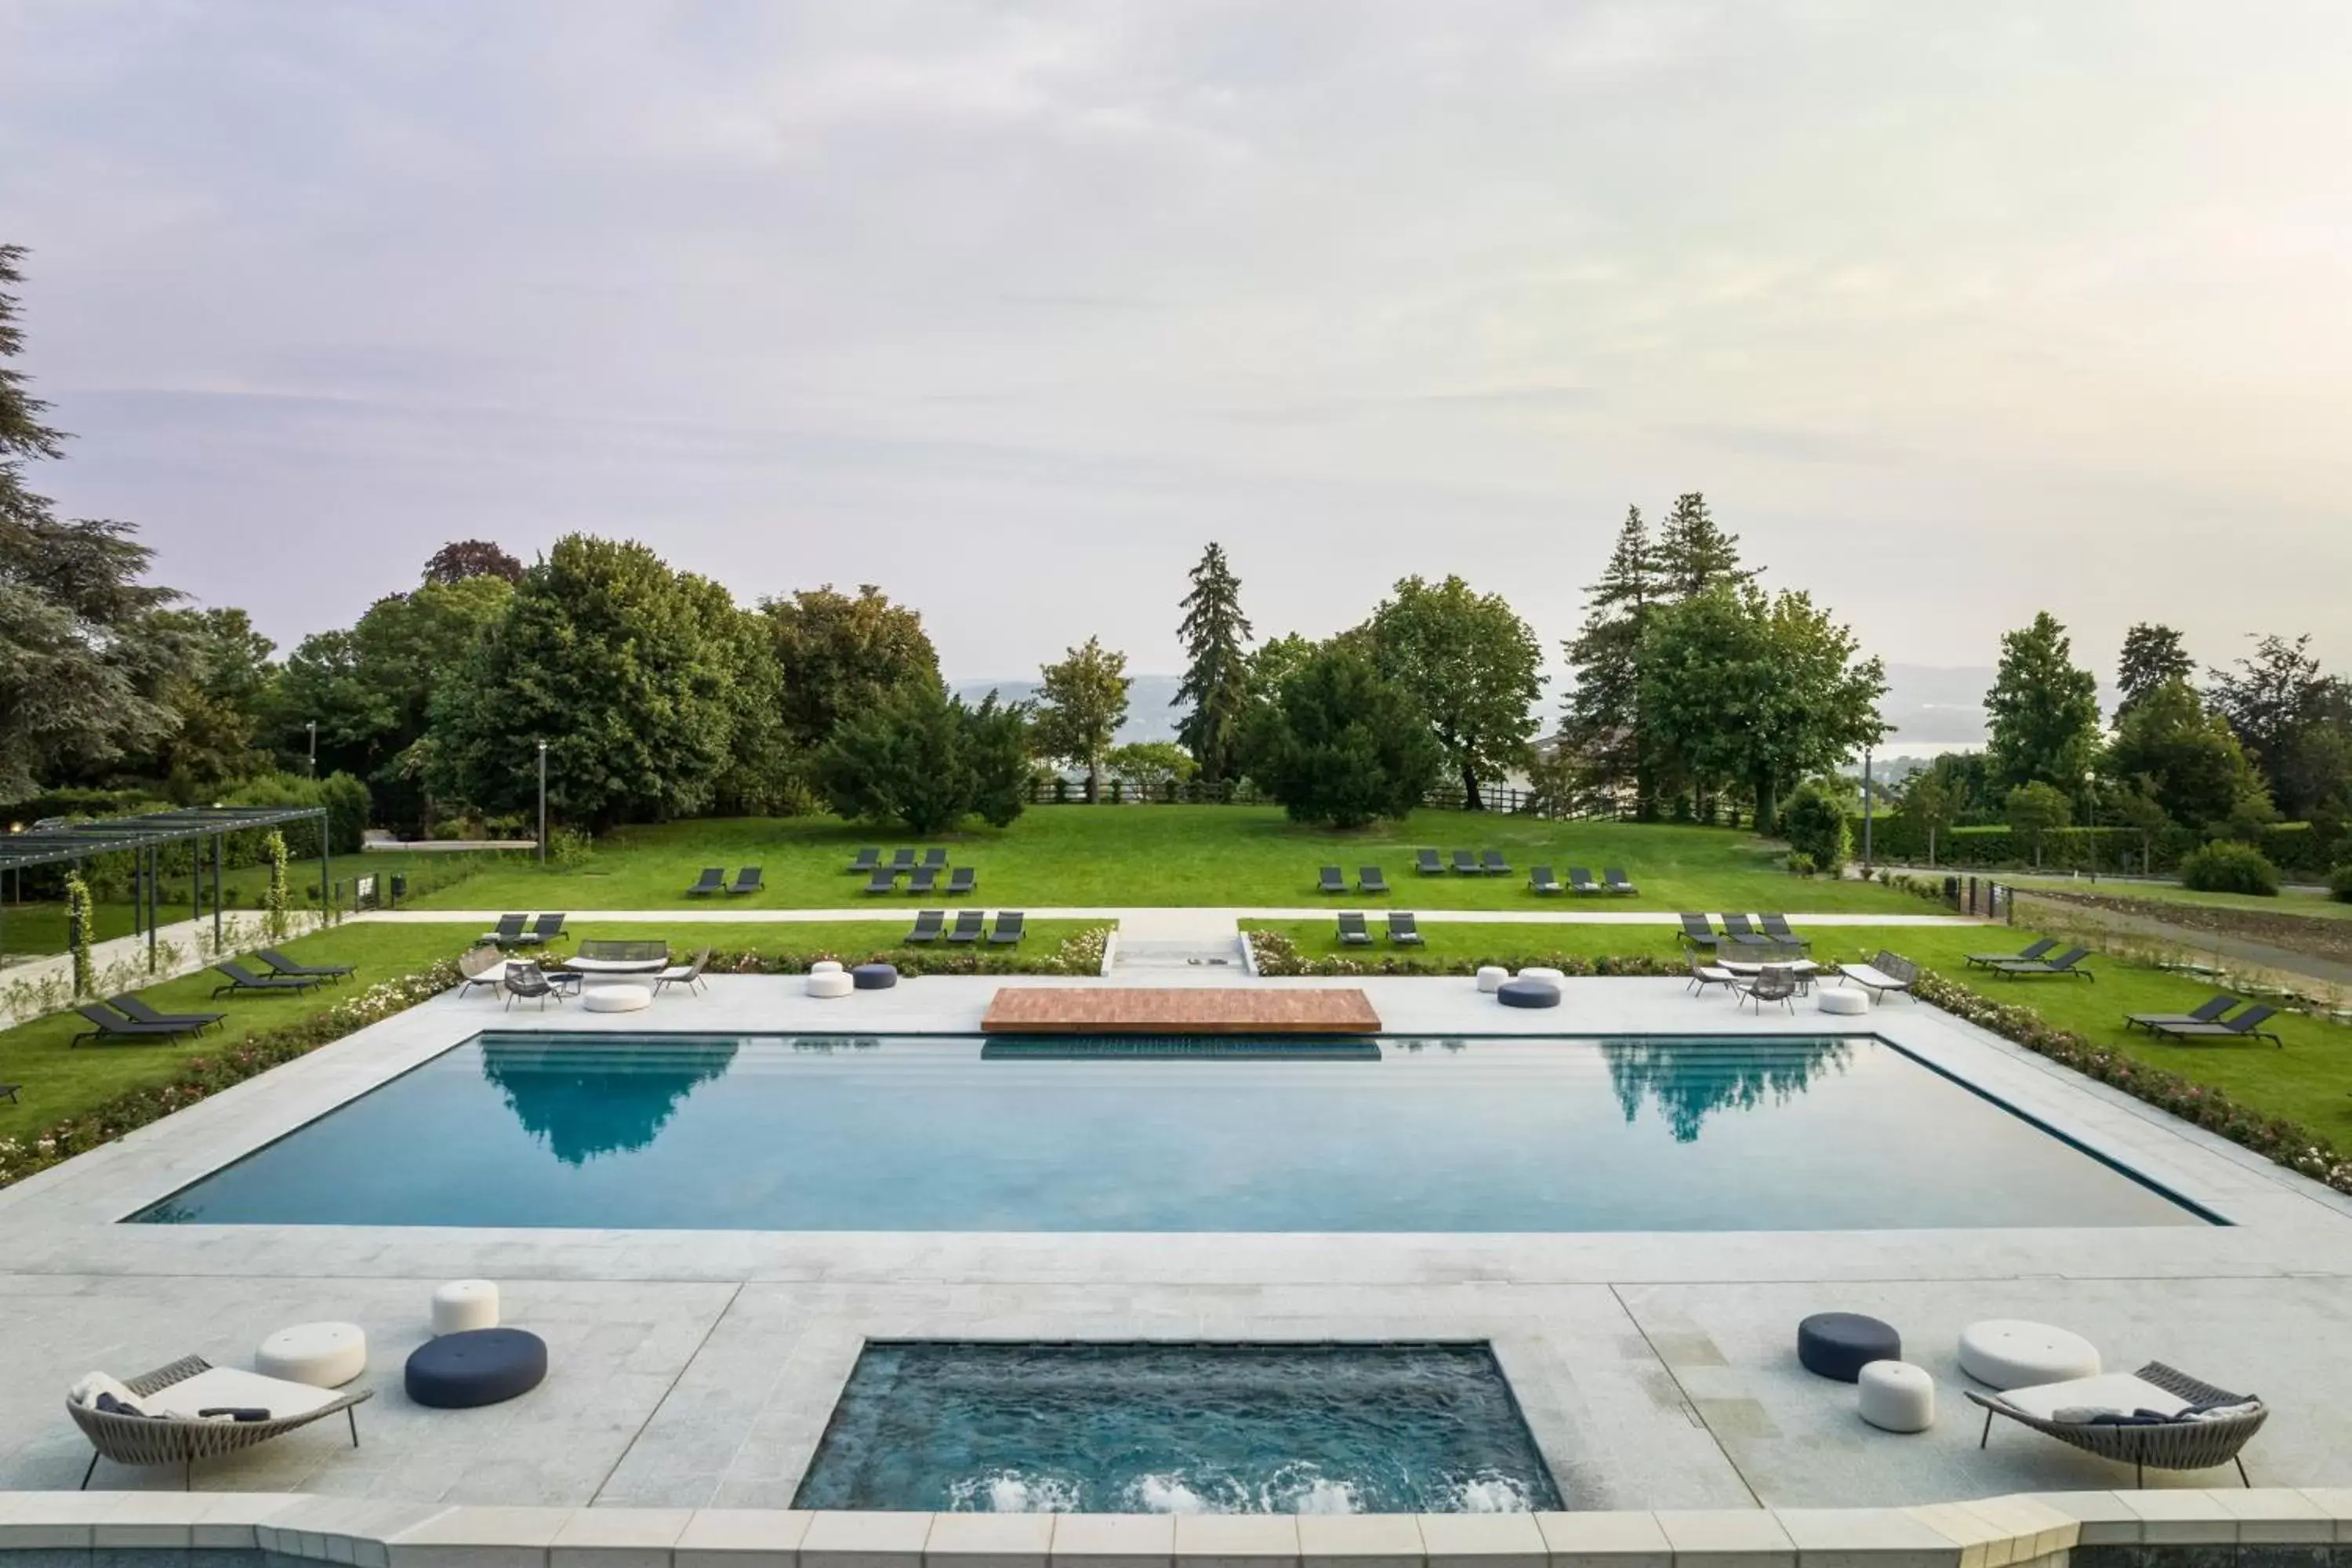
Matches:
[1719,914,1773,948]
[726,868,762,896]
[2125,995,2238,1034]
[70,1004,191,1047]
[989,911,1025,945]
[684,867,725,897]
[1836,950,1918,1002]
[1416,849,1445,876]
[922,848,948,869]
[1677,913,1722,949]
[905,910,946,944]
[2149,1003,2283,1047]
[946,866,976,896]
[1966,937,2056,970]
[1529,866,1564,895]
[862,868,897,895]
[1449,850,1479,875]
[1388,912,1424,946]
[1337,911,1373,946]
[889,848,917,872]
[655,949,711,996]
[1567,866,1599,895]
[1480,849,1512,876]
[456,946,507,997]
[1318,866,1347,895]
[908,866,940,895]
[1989,946,2093,981]
[1604,868,1637,895]
[209,961,319,997]
[68,1356,372,1490]
[946,911,985,944]
[848,848,880,874]
[1359,866,1390,895]
[1758,914,1806,949]
[1967,1362,2264,1488]
[481,913,530,948]
[1685,950,1737,996]
[109,995,226,1033]
[252,949,355,983]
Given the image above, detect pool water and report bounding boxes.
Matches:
[793,1341,1563,1514]
[132,1033,2205,1229]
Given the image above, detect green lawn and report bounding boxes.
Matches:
[396,809,1935,915]
[1251,916,2352,1147]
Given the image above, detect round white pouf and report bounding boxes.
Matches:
[581,983,652,1014]
[1475,966,1509,993]
[1958,1319,2101,1390]
[1818,989,1871,1017]
[431,1279,500,1337]
[1857,1360,1935,1432]
[811,960,844,975]
[256,1321,367,1388]
[1519,966,1567,984]
[807,971,854,998]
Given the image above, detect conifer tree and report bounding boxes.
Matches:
[1653,492,1756,597]
[1561,506,1657,812]
[1173,542,1254,790]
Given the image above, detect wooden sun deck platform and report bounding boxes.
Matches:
[980,986,1381,1035]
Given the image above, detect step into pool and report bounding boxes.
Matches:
[794,1341,1563,1513]
[129,1033,2207,1229]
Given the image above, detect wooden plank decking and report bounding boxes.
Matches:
[980,986,1381,1035]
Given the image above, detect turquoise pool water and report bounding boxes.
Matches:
[795,1341,1562,1513]
[131,1033,2205,1229]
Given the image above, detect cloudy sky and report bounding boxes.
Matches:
[3,0,2347,695]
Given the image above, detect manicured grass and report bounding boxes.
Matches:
[1250,916,2352,1146]
[400,809,1935,914]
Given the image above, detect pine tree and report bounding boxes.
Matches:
[1173,542,1254,790]
[1653,492,1756,597]
[1561,506,1656,811]
[2115,623,2194,720]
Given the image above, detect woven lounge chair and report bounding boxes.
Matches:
[108,995,225,1033]
[1736,964,1799,1014]
[1604,868,1638,895]
[1416,849,1445,876]
[1359,866,1390,895]
[1529,866,1564,895]
[1480,849,1512,877]
[1968,1362,2264,1487]
[1837,949,1918,1002]
[69,1356,372,1490]
[989,911,1025,945]
[1967,937,2056,970]
[946,866,976,896]
[503,963,564,1010]
[848,848,881,874]
[1337,912,1373,947]
[456,946,507,997]
[1566,867,1600,895]
[2150,1003,2284,1047]
[2125,995,2238,1034]
[655,949,711,996]
[1318,866,1347,895]
[905,909,946,944]
[209,961,318,997]
[1388,912,1424,946]
[1685,949,1737,996]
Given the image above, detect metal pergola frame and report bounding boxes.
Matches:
[0,806,332,973]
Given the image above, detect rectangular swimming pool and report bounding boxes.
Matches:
[795,1341,1561,1514]
[131,1033,2207,1230]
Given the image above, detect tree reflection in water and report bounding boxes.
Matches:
[1599,1037,1852,1143]
[480,1038,739,1165]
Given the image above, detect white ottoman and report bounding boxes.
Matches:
[1857,1360,1934,1432]
[1818,989,1871,1017]
[582,983,652,1013]
[1519,966,1567,985]
[808,971,854,998]
[811,960,844,975]
[1958,1319,2100,1390]
[1475,966,1509,994]
[256,1321,367,1388]
[431,1279,500,1336]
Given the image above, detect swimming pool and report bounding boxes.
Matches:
[131,1033,2206,1229]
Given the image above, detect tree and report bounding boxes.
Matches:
[813,678,1029,833]
[1561,506,1657,814]
[2208,633,2352,819]
[1637,583,1887,834]
[144,607,278,797]
[1780,780,1851,873]
[429,535,771,829]
[1172,543,1254,789]
[761,584,940,759]
[1903,767,1955,867]
[0,246,186,803]
[1107,741,1196,800]
[2003,781,2073,869]
[1984,612,2102,793]
[1653,492,1756,598]
[2116,623,2194,719]
[1363,575,1544,809]
[422,539,524,585]
[1243,643,1443,829]
[2104,676,2263,829]
[1033,636,1131,803]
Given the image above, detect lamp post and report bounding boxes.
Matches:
[305,720,318,778]
[537,741,549,865]
[2083,768,2098,880]
[1860,748,1874,874]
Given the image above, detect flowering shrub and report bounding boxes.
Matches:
[0,959,463,1192]
[1915,967,2352,1196]
[1247,929,1681,979]
[701,924,1115,979]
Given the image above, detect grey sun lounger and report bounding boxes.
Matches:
[989,911,1025,945]
[1359,866,1389,895]
[70,1004,194,1047]
[684,867,725,897]
[946,866,976,895]
[1758,914,1806,949]
[1604,867,1637,895]
[890,849,918,873]
[1567,866,1599,895]
[527,913,568,946]
[946,911,986,944]
[922,848,948,869]
[109,995,226,1033]
[1416,849,1445,876]
[862,868,898,895]
[1719,914,1773,948]
[908,866,940,895]
[726,868,762,896]
[256,948,354,981]
[1318,866,1347,895]
[1448,850,1479,874]
[2125,995,2239,1034]
[1337,911,1374,946]
[1480,849,1512,876]
[905,910,946,945]
[1678,913,1722,949]
[1388,912,1424,946]
[848,848,880,874]
[1990,946,2093,980]
[1967,937,2056,969]
[209,961,319,997]
[482,913,530,948]
[2149,1003,2283,1047]
[1529,866,1564,895]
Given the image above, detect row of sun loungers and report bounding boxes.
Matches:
[484,913,568,947]
[1319,866,1391,895]
[866,865,978,895]
[1321,862,1636,895]
[904,909,1024,945]
[1962,936,2095,980]
[1530,866,1637,895]
[2124,995,2284,1047]
[684,867,763,897]
[849,848,949,873]
[1678,913,1809,950]
[68,951,357,1047]
[1337,911,1424,946]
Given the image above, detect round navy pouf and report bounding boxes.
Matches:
[852,963,898,991]
[1496,978,1561,1009]
[1797,1312,1901,1383]
[405,1327,547,1409]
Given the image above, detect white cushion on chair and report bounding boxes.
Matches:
[143,1367,338,1421]
[1958,1319,2101,1390]
[256,1321,367,1388]
[808,971,854,998]
[432,1279,500,1335]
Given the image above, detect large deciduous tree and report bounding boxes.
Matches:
[1173,543,1254,790]
[144,607,278,797]
[2207,633,2352,820]
[1243,643,1443,829]
[814,680,1029,834]
[1033,636,1131,803]
[1984,612,2103,794]
[422,539,525,585]
[1637,583,1886,835]
[2104,676,2265,829]
[1363,574,1543,809]
[1561,506,1657,814]
[2115,623,2194,720]
[761,584,941,759]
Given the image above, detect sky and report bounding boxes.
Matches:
[3,0,2348,700]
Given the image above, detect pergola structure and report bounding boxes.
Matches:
[0,806,331,972]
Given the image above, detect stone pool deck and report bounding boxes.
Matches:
[0,973,2348,1513]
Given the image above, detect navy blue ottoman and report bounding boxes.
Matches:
[852,963,898,990]
[405,1327,547,1409]
[1798,1312,1900,1382]
[1496,978,1561,1009]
